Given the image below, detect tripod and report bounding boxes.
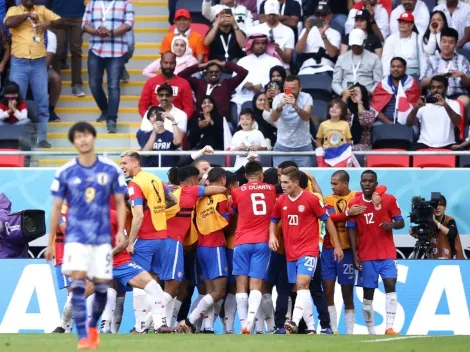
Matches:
[410,240,432,259]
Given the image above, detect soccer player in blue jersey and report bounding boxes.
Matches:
[45,122,128,350]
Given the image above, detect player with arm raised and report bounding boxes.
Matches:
[347,170,404,335]
[269,167,344,335]
[44,122,127,350]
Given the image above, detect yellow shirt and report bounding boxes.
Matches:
[5,5,60,59]
[316,120,352,149]
[324,191,357,249]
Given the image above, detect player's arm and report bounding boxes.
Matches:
[346,213,361,270]
[114,193,127,247]
[380,197,405,232]
[204,185,227,196]
[46,197,64,261]
[127,204,143,254]
[324,217,344,262]
[305,172,322,195]
[164,184,177,208]
[269,200,282,251]
[113,233,129,256]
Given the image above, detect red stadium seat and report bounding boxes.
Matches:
[366,148,410,167]
[169,23,210,37]
[412,148,456,168]
[0,148,25,167]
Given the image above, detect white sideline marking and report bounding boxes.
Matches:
[361,336,431,343]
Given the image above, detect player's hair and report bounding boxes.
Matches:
[120,151,141,163]
[263,167,278,185]
[168,167,180,185]
[299,171,309,189]
[245,161,263,178]
[177,166,200,183]
[332,170,350,183]
[68,122,97,143]
[361,169,378,181]
[282,166,301,182]
[277,160,298,169]
[225,171,238,188]
[208,167,226,183]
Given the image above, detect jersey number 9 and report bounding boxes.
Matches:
[85,187,96,203]
[251,193,267,215]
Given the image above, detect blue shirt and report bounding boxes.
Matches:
[50,156,127,245]
[52,0,85,18]
[136,129,178,167]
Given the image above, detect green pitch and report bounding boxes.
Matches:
[1,334,469,352]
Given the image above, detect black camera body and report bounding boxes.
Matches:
[423,95,438,104]
[410,192,441,245]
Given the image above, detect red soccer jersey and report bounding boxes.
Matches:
[347,194,403,261]
[271,191,329,261]
[197,200,230,247]
[167,185,206,243]
[110,209,131,267]
[231,182,277,246]
[54,210,68,266]
[128,181,168,240]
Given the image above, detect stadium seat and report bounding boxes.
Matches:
[311,99,328,124]
[175,0,210,25]
[299,73,332,94]
[0,148,25,167]
[169,23,210,37]
[372,124,414,150]
[413,148,456,168]
[366,148,410,167]
[241,101,252,112]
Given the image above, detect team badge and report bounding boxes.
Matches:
[374,203,382,210]
[177,272,183,278]
[224,266,228,273]
[298,205,305,213]
[283,206,287,210]
[97,173,109,185]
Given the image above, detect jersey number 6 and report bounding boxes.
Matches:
[251,193,267,215]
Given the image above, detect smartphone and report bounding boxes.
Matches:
[310,18,324,28]
[347,82,355,90]
[223,8,232,15]
[443,72,452,79]
[284,87,293,95]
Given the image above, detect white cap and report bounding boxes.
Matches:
[265,0,280,15]
[349,28,366,46]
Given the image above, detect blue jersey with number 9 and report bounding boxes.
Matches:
[50,156,127,245]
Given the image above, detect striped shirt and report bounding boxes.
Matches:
[82,0,134,58]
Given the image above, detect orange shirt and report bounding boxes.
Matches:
[160,31,206,57]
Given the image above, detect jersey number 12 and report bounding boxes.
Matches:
[364,212,374,224]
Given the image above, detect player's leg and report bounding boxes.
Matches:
[233,244,252,330]
[381,260,399,335]
[112,291,126,333]
[321,248,338,334]
[310,258,332,334]
[360,260,379,335]
[224,248,237,334]
[274,254,292,334]
[262,251,282,333]
[52,264,74,333]
[100,280,118,333]
[338,249,355,335]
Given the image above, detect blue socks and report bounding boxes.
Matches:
[71,279,87,340]
[89,282,109,328]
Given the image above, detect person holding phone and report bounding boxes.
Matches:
[202,0,253,32]
[340,10,382,58]
[258,0,301,39]
[345,0,389,40]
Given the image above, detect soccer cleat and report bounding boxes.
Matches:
[241,320,254,334]
[274,328,286,334]
[284,320,298,334]
[77,338,90,350]
[52,326,65,333]
[154,325,178,334]
[307,330,317,335]
[385,328,399,335]
[320,328,333,335]
[87,327,100,349]
[202,329,215,334]
[177,319,195,334]
[129,328,148,334]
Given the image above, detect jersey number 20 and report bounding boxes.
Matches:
[251,193,266,215]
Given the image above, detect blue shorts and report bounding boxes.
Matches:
[355,259,397,289]
[287,256,317,284]
[185,250,203,286]
[264,251,286,285]
[132,238,166,275]
[226,248,235,284]
[197,246,228,281]
[55,264,71,289]
[113,261,145,292]
[321,248,355,285]
[160,238,184,282]
[233,243,270,280]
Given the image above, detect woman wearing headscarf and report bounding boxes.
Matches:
[264,65,286,105]
[189,95,225,150]
[252,91,277,147]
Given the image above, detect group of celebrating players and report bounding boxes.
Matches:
[45,122,405,349]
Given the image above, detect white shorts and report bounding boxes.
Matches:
[62,243,113,280]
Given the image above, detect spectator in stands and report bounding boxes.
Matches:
[188,95,224,150]
[259,0,301,38]
[0,24,11,87]
[139,52,194,119]
[421,11,449,64]
[295,4,341,75]
[82,0,134,134]
[202,0,253,32]
[5,0,61,148]
[249,0,294,70]
[304,0,351,35]
[238,0,258,21]
[315,99,352,150]
[421,28,470,106]
[253,92,277,147]
[46,30,61,122]
[0,81,29,125]
[122,28,134,83]
[271,75,314,167]
[341,10,383,57]
[382,12,422,76]
[204,10,246,66]
[407,75,461,149]
[143,37,197,77]
[268,65,286,87]
[137,106,182,167]
[390,0,430,35]
[345,0,389,41]
[50,0,85,97]
[264,80,282,107]
[161,9,205,64]
[452,131,470,149]
[231,33,282,111]
[332,29,383,97]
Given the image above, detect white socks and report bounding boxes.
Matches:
[245,290,262,331]
[189,294,215,325]
[328,305,338,333]
[344,309,355,334]
[203,305,215,331]
[112,296,125,334]
[261,294,275,333]
[101,288,117,333]
[133,288,149,332]
[172,299,182,326]
[286,296,292,320]
[86,294,94,321]
[60,292,74,332]
[255,306,264,333]
[224,293,236,333]
[362,299,376,334]
[235,293,249,328]
[143,280,164,330]
[162,292,173,326]
[386,292,397,330]
[292,289,314,330]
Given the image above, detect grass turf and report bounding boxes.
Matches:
[1,334,469,352]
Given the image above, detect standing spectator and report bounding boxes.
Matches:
[304,0,351,35]
[382,12,422,76]
[138,52,194,119]
[390,0,430,35]
[46,29,61,121]
[202,0,254,32]
[121,28,134,83]
[421,11,449,63]
[345,0,390,40]
[50,0,86,97]
[0,81,29,125]
[271,75,314,167]
[0,24,11,87]
[178,59,248,119]
[239,0,258,21]
[160,9,206,64]
[332,29,383,97]
[82,0,134,133]
[4,0,61,148]
[259,0,301,38]
[341,10,383,57]
[189,95,225,150]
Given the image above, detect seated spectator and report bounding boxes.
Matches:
[315,98,352,150]
[188,95,224,150]
[371,57,421,126]
[0,81,29,125]
[138,52,194,119]
[137,106,183,167]
[248,0,295,70]
[295,4,341,75]
[202,0,254,32]
[332,29,383,97]
[0,24,10,87]
[382,12,422,76]
[259,0,301,38]
[238,0,258,21]
[204,9,246,67]
[161,9,205,63]
[268,65,286,88]
[390,0,429,35]
[178,59,248,120]
[304,0,351,34]
[143,36,197,77]
[252,92,277,147]
[345,0,389,41]
[452,133,470,149]
[46,30,61,122]
[421,28,470,106]
[406,75,461,149]
[231,108,267,168]
[421,11,449,64]
[264,80,282,107]
[271,75,314,167]
[231,33,282,110]
[341,10,383,57]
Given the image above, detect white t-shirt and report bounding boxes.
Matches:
[298,27,341,68]
[231,129,267,168]
[416,99,460,147]
[46,30,57,54]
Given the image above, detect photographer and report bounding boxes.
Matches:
[406,75,461,150]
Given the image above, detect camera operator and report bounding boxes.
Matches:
[406,75,461,150]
